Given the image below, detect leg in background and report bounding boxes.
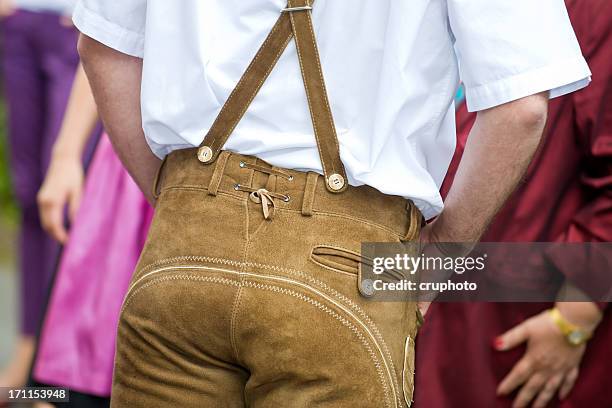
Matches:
[0,11,77,388]
[0,11,45,388]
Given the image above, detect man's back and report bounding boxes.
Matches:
[74,0,589,219]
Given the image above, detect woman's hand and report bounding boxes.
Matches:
[495,305,600,408]
[37,153,84,243]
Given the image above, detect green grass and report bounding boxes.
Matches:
[0,100,18,226]
[0,99,19,265]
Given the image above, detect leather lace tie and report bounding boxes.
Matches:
[234,185,289,220]
[235,161,292,220]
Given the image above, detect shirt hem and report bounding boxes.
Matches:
[465,57,591,112]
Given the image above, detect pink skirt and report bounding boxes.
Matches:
[33,134,154,396]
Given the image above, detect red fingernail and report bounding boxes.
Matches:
[493,337,504,349]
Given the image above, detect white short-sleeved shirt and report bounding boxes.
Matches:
[73,0,590,219]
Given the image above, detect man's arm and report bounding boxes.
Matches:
[78,34,160,204]
[424,92,549,244]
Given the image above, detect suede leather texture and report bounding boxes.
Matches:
[111,150,422,407]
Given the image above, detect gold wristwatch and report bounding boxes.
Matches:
[548,308,592,346]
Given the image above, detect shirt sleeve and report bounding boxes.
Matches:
[72,0,146,58]
[448,0,592,112]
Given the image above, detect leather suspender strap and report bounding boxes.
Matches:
[196,11,293,165]
[285,0,347,192]
[197,0,348,193]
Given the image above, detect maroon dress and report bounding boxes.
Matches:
[414,1,612,407]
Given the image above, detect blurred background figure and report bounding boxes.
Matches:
[0,0,78,389]
[415,0,611,407]
[31,64,152,408]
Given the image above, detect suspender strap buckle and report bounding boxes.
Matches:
[280,6,312,12]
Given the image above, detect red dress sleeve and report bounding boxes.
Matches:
[545,1,612,308]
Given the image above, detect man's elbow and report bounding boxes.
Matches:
[511,93,549,133]
[481,92,549,137]
[77,34,109,66]
[77,34,95,62]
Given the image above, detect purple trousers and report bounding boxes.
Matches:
[1,10,79,336]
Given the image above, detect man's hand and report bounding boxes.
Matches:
[416,221,448,317]
[495,303,602,408]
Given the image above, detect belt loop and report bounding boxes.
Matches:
[208,151,231,196]
[401,201,422,242]
[152,154,169,200]
[301,172,319,216]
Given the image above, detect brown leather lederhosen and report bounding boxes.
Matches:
[112,1,422,407]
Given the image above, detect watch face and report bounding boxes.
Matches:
[568,331,585,346]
